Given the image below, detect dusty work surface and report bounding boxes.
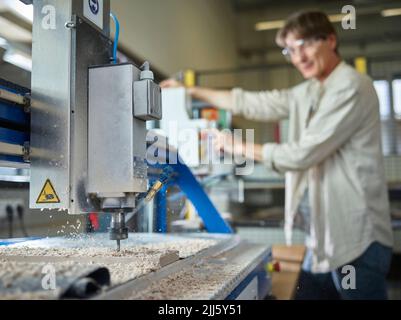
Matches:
[0,260,107,299]
[0,233,220,258]
[0,233,225,299]
[98,240,271,300]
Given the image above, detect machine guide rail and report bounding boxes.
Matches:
[95,235,272,300]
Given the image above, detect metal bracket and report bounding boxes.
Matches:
[65,21,77,29]
[23,93,31,113]
[22,141,30,162]
[66,16,84,30]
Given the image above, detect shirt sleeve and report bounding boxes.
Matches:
[231,87,291,122]
[261,85,366,172]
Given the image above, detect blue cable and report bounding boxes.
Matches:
[110,12,120,64]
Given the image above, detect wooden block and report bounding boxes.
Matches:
[157,250,180,267]
[278,261,302,273]
[272,271,300,300]
[271,245,306,300]
[272,245,306,262]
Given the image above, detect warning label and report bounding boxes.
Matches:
[36,179,60,204]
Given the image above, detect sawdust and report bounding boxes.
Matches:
[127,259,243,300]
[132,239,218,258]
[104,261,158,284]
[0,252,174,291]
[0,260,44,289]
[0,238,217,259]
[0,259,78,300]
[0,258,157,299]
[0,238,218,299]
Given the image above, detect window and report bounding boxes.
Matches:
[392,79,401,119]
[373,80,391,119]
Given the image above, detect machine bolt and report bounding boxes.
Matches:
[22,142,30,162]
[65,21,76,29]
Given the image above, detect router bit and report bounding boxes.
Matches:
[145,180,163,202]
[144,166,175,202]
[109,211,128,252]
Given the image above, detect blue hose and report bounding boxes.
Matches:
[110,12,120,64]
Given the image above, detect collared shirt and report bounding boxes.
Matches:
[231,61,393,272]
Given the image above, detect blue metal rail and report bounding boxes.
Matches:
[0,127,29,145]
[0,78,30,163]
[0,100,28,126]
[149,151,233,234]
[0,237,41,246]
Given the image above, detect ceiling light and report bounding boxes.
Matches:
[3,49,32,72]
[255,13,349,31]
[381,8,401,17]
[328,14,346,22]
[0,36,7,48]
[255,20,285,31]
[0,16,32,42]
[0,0,33,23]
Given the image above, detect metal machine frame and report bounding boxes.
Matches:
[0,0,232,238]
[0,1,273,301]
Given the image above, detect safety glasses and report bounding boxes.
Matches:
[281,36,327,61]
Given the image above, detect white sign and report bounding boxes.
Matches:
[84,0,104,30]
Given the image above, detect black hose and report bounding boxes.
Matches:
[16,205,28,237]
[6,205,13,238]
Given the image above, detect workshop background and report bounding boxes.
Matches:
[1,0,401,299]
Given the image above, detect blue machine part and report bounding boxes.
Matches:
[0,81,30,127]
[172,161,233,233]
[149,150,233,234]
[225,251,272,299]
[155,184,168,233]
[0,79,30,96]
[0,99,29,126]
[0,154,27,163]
[0,127,29,145]
[0,237,41,246]
[0,79,30,163]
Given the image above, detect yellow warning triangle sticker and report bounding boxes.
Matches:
[36,179,60,204]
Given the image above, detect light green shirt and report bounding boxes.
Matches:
[231,61,393,272]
